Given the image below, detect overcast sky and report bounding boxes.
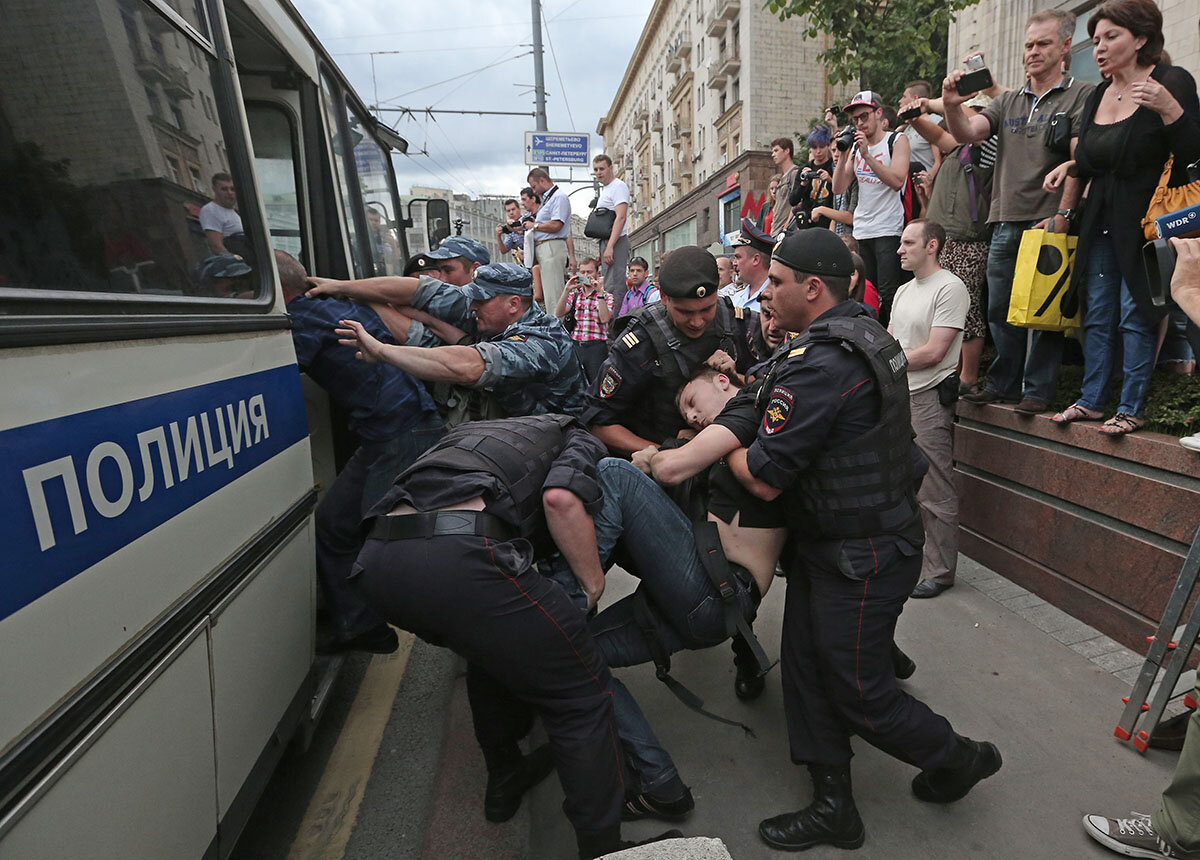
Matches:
[291,0,652,199]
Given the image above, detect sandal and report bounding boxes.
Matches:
[1098,412,1144,436]
[1051,403,1103,424]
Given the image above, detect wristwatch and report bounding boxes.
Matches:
[1056,208,1076,223]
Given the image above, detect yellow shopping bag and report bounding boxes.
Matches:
[1007,227,1081,331]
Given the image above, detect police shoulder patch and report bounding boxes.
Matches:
[762,385,795,435]
[620,331,640,350]
[734,305,745,320]
[599,367,622,398]
[788,346,807,358]
[506,334,528,341]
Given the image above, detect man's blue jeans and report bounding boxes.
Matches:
[547,458,756,793]
[1077,231,1156,417]
[984,220,1065,402]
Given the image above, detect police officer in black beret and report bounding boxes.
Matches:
[351,415,680,858]
[582,244,766,699]
[722,229,1002,851]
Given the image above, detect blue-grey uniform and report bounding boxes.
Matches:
[410,263,587,419]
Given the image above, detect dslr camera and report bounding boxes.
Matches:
[835,126,856,152]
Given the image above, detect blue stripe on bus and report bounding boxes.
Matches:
[0,365,310,623]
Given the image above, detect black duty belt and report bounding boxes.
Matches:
[368,511,516,542]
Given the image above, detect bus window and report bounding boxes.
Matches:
[0,0,267,303]
[318,72,367,278]
[350,117,403,276]
[245,103,306,267]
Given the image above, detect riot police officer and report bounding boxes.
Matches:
[724,229,1001,851]
[316,262,587,422]
[351,415,680,859]
[584,245,760,455]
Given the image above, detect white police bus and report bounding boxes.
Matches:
[0,0,422,855]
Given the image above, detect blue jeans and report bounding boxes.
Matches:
[984,220,1065,402]
[546,458,757,792]
[315,412,446,639]
[1077,231,1157,417]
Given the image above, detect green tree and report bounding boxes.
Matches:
[766,0,981,107]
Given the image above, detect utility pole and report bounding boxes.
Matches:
[530,0,548,131]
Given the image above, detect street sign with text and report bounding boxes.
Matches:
[525,131,590,167]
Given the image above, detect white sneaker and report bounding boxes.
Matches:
[1180,434,1200,452]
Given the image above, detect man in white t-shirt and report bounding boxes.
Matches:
[591,154,632,310]
[890,219,968,600]
[199,172,244,256]
[832,91,912,327]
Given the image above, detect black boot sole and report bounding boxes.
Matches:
[758,820,866,851]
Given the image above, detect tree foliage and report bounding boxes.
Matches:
[766,0,981,106]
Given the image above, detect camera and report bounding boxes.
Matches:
[578,274,592,286]
[956,53,993,96]
[1144,186,1200,307]
[835,125,856,152]
[800,167,817,181]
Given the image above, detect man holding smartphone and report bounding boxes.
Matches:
[944,9,1093,415]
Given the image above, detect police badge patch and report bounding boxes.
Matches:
[762,385,794,435]
[599,367,622,398]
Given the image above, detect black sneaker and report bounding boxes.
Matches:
[1083,813,1200,859]
[622,779,695,822]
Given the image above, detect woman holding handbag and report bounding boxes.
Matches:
[1046,0,1200,435]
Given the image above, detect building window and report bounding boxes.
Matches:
[144,85,162,119]
[663,216,698,250]
[732,77,739,103]
[719,92,727,115]
[732,134,740,154]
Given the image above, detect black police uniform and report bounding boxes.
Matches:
[728,299,957,769]
[350,415,626,853]
[582,249,759,446]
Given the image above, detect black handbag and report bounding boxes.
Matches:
[1044,111,1071,156]
[584,207,616,240]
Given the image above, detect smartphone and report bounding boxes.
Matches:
[898,105,923,122]
[578,275,592,286]
[956,67,994,96]
[965,52,986,71]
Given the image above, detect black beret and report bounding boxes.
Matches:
[658,246,720,299]
[772,229,854,279]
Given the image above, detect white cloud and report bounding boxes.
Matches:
[291,0,651,198]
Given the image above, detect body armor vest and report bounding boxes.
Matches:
[619,299,753,443]
[761,313,919,540]
[398,414,579,539]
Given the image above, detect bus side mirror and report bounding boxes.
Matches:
[427,199,450,248]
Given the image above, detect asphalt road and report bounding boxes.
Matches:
[234,556,1184,859]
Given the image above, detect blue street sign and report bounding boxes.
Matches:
[524,131,590,167]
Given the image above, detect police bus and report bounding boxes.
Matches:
[0,0,424,855]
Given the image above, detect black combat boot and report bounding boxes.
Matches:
[891,642,917,680]
[911,734,1002,803]
[732,633,766,701]
[576,825,684,859]
[483,743,555,822]
[758,764,865,851]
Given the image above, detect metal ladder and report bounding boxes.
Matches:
[1114,523,1200,753]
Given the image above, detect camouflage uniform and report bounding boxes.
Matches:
[410,277,587,420]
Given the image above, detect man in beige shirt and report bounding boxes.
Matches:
[890,219,969,598]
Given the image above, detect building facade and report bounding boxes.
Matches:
[947,0,1199,93]
[597,0,853,270]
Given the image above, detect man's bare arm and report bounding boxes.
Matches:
[650,425,743,485]
[904,326,961,371]
[335,319,484,383]
[542,487,605,611]
[727,448,781,501]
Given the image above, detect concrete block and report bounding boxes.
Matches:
[1000,593,1047,612]
[989,583,1032,601]
[603,836,734,859]
[1019,603,1076,634]
[1049,619,1102,646]
[1070,635,1126,659]
[972,575,1012,593]
[1091,649,1144,674]
[1114,666,1144,685]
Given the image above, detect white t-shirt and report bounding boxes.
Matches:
[199,200,243,237]
[595,178,631,237]
[851,135,905,241]
[890,268,969,394]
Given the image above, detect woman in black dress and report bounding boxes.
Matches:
[1047,0,1200,434]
